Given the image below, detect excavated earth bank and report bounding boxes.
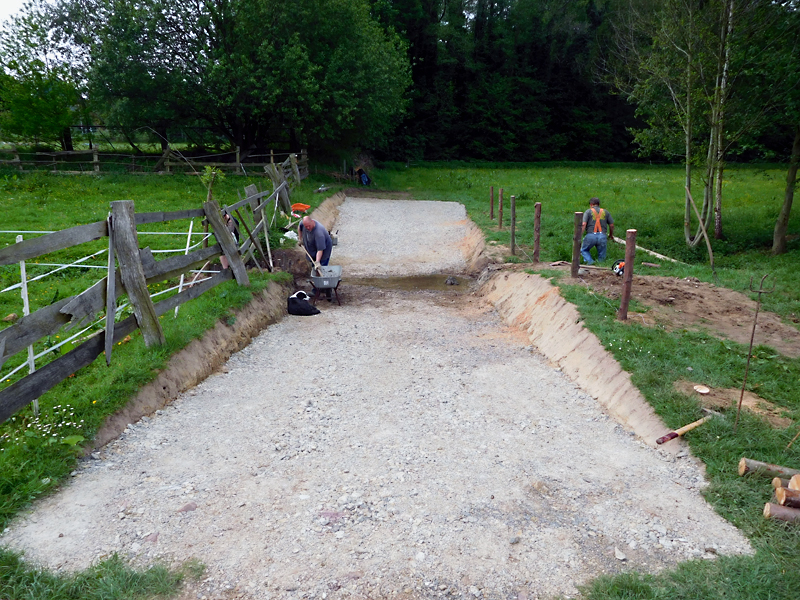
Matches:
[1,196,753,600]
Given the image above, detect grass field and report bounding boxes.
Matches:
[372,162,800,323]
[0,163,798,599]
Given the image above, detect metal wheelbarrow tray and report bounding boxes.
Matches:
[310,265,342,305]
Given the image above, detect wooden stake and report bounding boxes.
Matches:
[110,201,166,347]
[776,487,800,508]
[618,229,637,320]
[764,502,800,523]
[738,457,800,479]
[499,188,504,228]
[17,235,38,415]
[104,216,116,365]
[533,202,541,262]
[490,186,494,220]
[571,212,582,278]
[510,195,516,255]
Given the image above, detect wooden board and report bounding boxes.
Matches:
[204,200,249,286]
[0,221,107,265]
[135,209,206,224]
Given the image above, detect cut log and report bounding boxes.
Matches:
[776,487,800,509]
[790,474,800,491]
[773,477,790,489]
[738,457,800,478]
[764,502,800,523]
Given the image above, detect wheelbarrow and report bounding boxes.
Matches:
[309,265,342,305]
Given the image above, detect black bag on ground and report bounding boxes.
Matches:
[288,291,320,316]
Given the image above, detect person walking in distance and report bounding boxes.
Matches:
[580,197,614,265]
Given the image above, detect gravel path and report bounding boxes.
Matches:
[333,198,470,277]
[1,198,751,600]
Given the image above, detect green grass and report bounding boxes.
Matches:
[0,549,202,600]
[369,161,800,324]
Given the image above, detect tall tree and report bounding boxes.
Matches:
[0,0,80,150]
[56,0,411,153]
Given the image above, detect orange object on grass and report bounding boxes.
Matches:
[291,203,311,213]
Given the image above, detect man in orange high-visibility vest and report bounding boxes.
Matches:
[580,197,614,264]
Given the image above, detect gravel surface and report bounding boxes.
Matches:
[333,198,469,277]
[1,198,751,600]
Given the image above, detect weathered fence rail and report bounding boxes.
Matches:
[0,179,295,424]
[0,147,309,178]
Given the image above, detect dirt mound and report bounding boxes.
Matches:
[574,269,800,358]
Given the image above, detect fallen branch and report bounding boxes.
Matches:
[738,457,800,479]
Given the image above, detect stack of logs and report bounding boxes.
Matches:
[738,457,800,522]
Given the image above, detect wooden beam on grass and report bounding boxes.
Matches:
[738,457,800,479]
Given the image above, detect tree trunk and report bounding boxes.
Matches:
[60,127,74,152]
[684,43,695,245]
[773,124,800,255]
[738,457,800,479]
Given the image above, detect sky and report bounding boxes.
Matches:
[0,0,28,25]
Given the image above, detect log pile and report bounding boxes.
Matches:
[738,457,800,523]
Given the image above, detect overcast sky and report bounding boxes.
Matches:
[0,0,29,25]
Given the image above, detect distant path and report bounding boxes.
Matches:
[333,198,470,277]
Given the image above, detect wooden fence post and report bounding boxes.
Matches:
[499,188,504,228]
[93,149,100,172]
[618,229,637,321]
[236,146,241,174]
[110,201,166,347]
[490,186,494,220]
[16,235,38,415]
[203,200,250,286]
[104,215,116,365]
[533,201,541,262]
[510,195,516,255]
[571,212,582,278]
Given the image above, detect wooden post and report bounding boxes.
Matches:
[617,229,637,321]
[490,186,494,220]
[510,195,516,255]
[174,220,194,317]
[270,149,274,165]
[93,149,100,172]
[235,146,241,174]
[17,235,38,415]
[290,153,301,183]
[131,154,135,173]
[13,147,22,171]
[52,154,57,173]
[165,155,171,174]
[110,201,166,346]
[571,212,582,278]
[203,200,250,286]
[499,188,504,228]
[533,201,541,262]
[104,215,116,365]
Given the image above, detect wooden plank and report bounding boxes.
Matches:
[60,277,108,330]
[253,184,284,214]
[225,193,258,214]
[111,201,166,346]
[135,208,206,224]
[204,200,249,286]
[105,215,116,365]
[0,298,73,362]
[0,221,107,265]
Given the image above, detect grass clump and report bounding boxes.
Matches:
[0,549,202,600]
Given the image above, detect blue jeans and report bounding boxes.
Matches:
[581,233,607,264]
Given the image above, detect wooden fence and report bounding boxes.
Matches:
[0,147,309,178]
[0,180,298,424]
